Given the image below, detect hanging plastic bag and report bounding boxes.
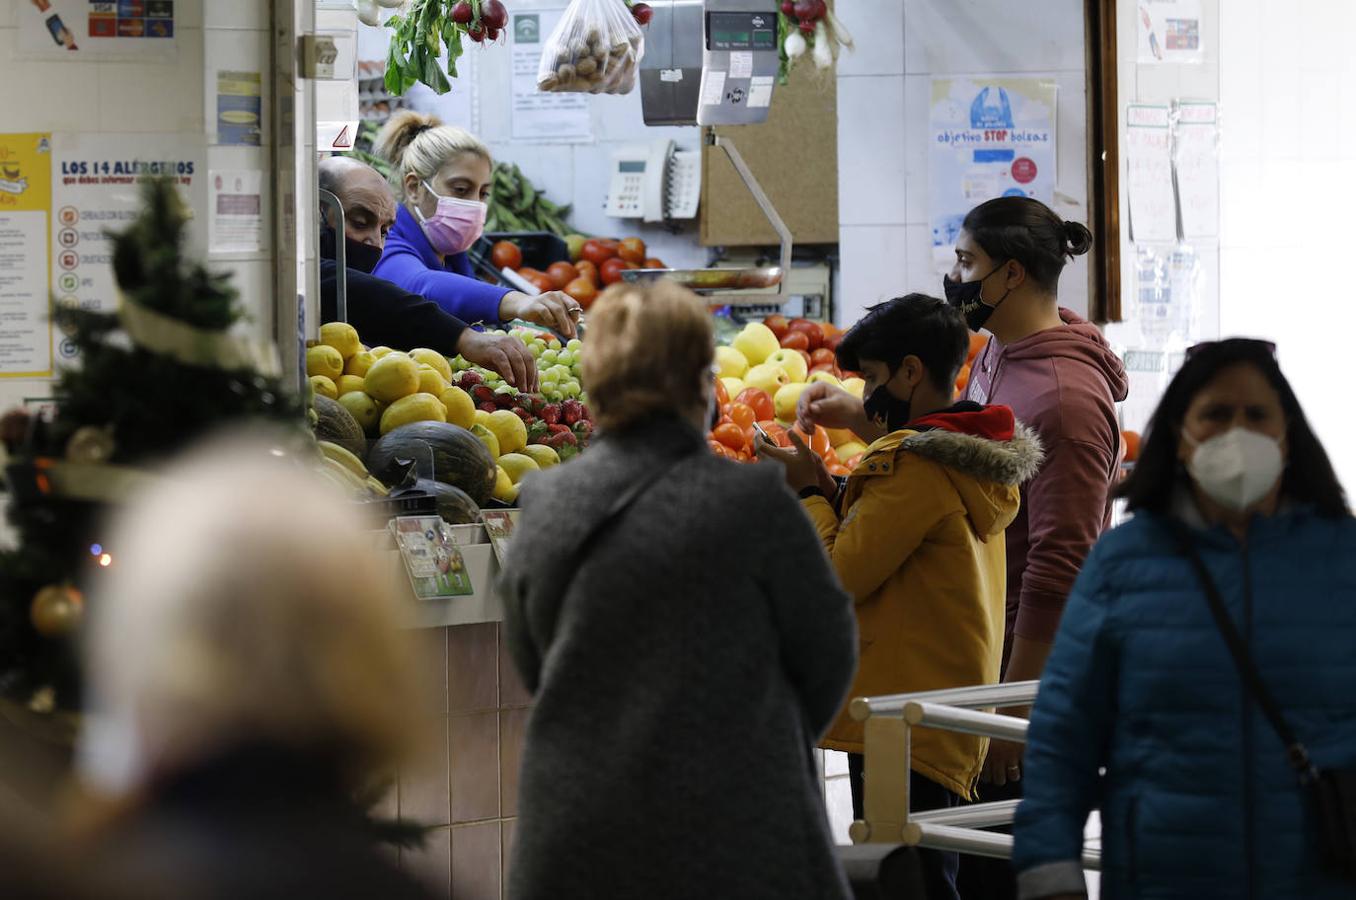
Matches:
[537,0,645,95]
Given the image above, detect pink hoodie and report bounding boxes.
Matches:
[964,309,1129,659]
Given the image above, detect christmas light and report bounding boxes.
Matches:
[98,553,112,568]
[90,544,102,556]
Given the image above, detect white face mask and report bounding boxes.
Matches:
[1184,426,1284,512]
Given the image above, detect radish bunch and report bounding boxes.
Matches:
[777,1,854,77]
[384,0,511,96]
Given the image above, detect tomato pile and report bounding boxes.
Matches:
[489,235,665,311]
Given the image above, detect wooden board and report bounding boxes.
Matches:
[700,62,839,247]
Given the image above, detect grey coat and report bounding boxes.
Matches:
[502,415,857,900]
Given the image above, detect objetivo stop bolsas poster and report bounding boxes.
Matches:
[929,77,1058,268]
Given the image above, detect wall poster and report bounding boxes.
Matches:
[0,134,54,378]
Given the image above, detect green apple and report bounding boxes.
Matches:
[766,348,809,384]
[731,322,780,366]
[565,234,587,262]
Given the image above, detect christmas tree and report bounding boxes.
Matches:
[0,177,302,713]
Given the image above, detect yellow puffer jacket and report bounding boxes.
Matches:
[804,407,1043,799]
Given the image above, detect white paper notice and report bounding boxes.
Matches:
[511,11,592,143]
[748,76,774,109]
[50,133,203,365]
[729,52,753,80]
[1173,101,1219,240]
[209,170,264,254]
[1126,104,1177,244]
[1138,0,1204,65]
[701,70,727,107]
[0,133,53,377]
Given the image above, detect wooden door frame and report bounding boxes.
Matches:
[1085,0,1122,323]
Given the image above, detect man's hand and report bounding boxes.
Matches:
[457,330,539,392]
[797,383,883,443]
[755,429,835,496]
[980,705,1030,787]
[499,290,581,339]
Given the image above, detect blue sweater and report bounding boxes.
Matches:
[372,205,509,326]
[1014,504,1356,900]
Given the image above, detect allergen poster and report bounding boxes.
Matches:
[50,133,203,365]
[929,77,1058,267]
[0,134,54,378]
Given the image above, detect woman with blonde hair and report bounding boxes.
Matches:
[501,282,858,900]
[373,111,581,337]
[77,434,432,899]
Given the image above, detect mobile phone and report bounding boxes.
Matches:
[752,422,772,445]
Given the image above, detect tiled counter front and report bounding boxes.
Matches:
[391,621,533,900]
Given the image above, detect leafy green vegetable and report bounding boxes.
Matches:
[384,0,488,97]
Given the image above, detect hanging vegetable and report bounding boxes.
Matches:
[384,0,510,96]
[775,0,852,83]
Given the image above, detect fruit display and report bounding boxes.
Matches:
[306,320,595,508]
[490,233,664,311]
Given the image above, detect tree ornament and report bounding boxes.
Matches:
[65,425,116,464]
[29,584,85,637]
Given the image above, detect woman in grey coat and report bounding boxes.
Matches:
[502,282,858,900]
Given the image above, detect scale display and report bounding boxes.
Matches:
[707,12,776,51]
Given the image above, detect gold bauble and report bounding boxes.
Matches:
[30,584,84,637]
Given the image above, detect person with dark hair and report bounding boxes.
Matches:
[317,156,536,389]
[759,294,1043,900]
[1014,339,1356,900]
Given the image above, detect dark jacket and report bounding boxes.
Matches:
[964,309,1129,657]
[95,743,431,900]
[501,415,857,900]
[373,206,509,326]
[319,229,469,354]
[1014,502,1356,899]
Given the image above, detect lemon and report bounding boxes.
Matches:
[345,350,376,378]
[473,410,492,428]
[306,345,344,380]
[440,386,476,429]
[471,423,501,460]
[498,453,540,484]
[337,374,366,396]
[492,466,518,503]
[417,365,449,397]
[309,375,338,400]
[364,353,420,404]
[486,409,528,455]
[320,322,361,360]
[338,391,381,432]
[521,445,560,469]
[369,346,394,359]
[379,393,447,435]
[410,348,453,383]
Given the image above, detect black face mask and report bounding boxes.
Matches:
[862,374,915,433]
[944,262,1012,332]
[344,236,384,274]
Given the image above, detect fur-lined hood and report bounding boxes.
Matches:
[857,410,1043,539]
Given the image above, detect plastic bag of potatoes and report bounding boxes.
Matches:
[536,0,644,95]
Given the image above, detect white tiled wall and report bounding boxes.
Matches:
[833,0,1090,328]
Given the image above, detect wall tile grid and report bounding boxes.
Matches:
[834,0,1090,327]
[397,623,533,899]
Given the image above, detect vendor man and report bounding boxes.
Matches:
[318,156,536,391]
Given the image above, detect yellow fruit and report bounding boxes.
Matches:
[774,382,811,423]
[745,363,789,398]
[842,377,866,399]
[720,377,746,401]
[306,345,344,380]
[492,466,518,503]
[320,322,361,360]
[379,393,447,435]
[486,409,528,455]
[409,348,453,383]
[732,322,780,366]
[809,371,842,389]
[364,353,420,403]
[345,350,376,378]
[418,365,449,396]
[826,427,857,448]
[369,346,394,359]
[338,391,381,432]
[714,345,749,379]
[766,349,809,384]
[309,375,338,400]
[521,445,560,469]
[318,441,367,477]
[440,386,476,429]
[471,423,501,460]
[835,441,869,464]
[473,410,492,428]
[337,374,366,396]
[498,452,540,484]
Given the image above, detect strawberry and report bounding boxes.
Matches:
[512,408,534,425]
[547,423,571,435]
[458,370,484,389]
[477,402,498,414]
[572,420,593,440]
[547,430,578,450]
[471,384,496,406]
[527,421,550,445]
[557,444,580,462]
[541,403,562,426]
[562,399,584,426]
[493,392,515,409]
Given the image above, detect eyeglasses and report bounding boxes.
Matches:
[1184,338,1277,361]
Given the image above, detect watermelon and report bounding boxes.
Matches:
[398,479,481,525]
[313,394,367,461]
[368,421,497,505]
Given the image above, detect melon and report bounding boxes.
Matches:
[367,421,498,505]
[313,394,367,461]
[399,478,481,525]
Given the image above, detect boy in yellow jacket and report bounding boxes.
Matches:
[758,295,1042,900]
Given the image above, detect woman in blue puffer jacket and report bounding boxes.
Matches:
[1013,338,1356,900]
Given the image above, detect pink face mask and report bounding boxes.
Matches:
[415,180,487,256]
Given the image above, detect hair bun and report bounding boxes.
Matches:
[373,110,443,168]
[1063,220,1093,257]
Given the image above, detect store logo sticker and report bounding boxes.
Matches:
[514,14,539,44]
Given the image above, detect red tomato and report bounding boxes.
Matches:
[528,274,555,293]
[809,363,835,376]
[575,259,600,287]
[708,439,737,460]
[788,319,824,351]
[824,333,844,353]
[797,349,813,370]
[735,388,774,421]
[581,239,618,267]
[763,314,790,340]
[728,402,756,431]
[779,331,810,352]
[600,257,631,286]
[546,261,579,290]
[810,347,837,369]
[827,462,851,477]
[820,321,843,340]
[714,377,731,407]
[642,257,666,270]
[757,420,792,448]
[491,240,523,270]
[713,422,747,452]
[792,424,833,458]
[564,277,599,310]
[618,237,647,264]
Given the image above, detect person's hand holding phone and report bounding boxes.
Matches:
[755,428,835,497]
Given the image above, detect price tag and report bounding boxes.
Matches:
[392,516,474,600]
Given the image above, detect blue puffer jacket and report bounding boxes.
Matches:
[1013,505,1356,900]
